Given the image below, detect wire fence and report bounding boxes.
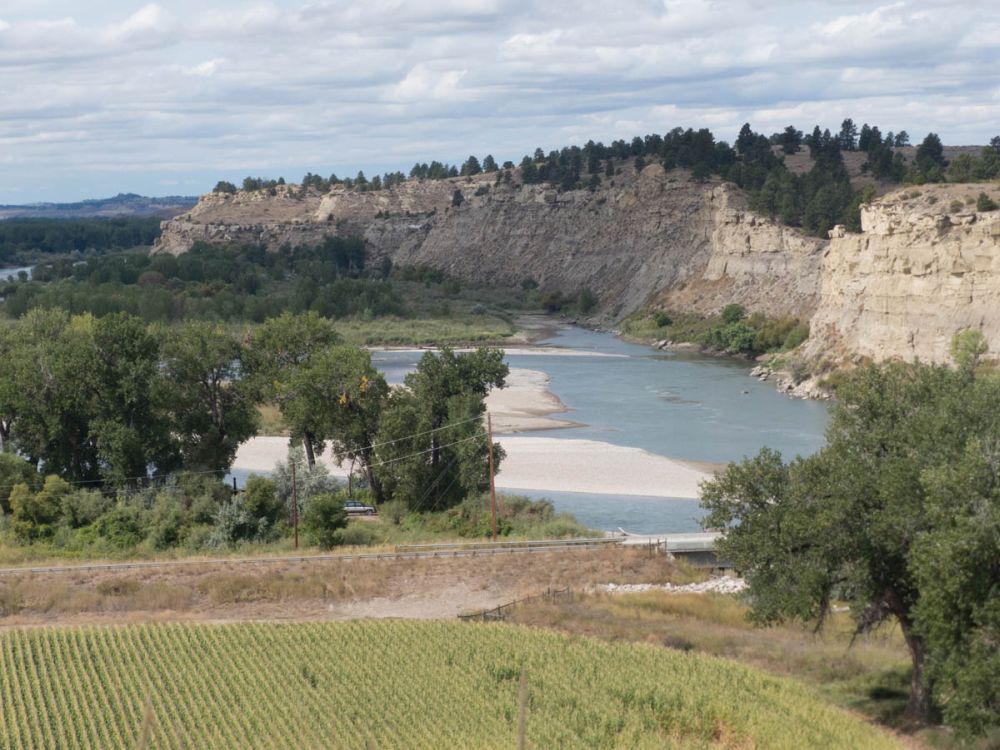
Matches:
[458,586,572,623]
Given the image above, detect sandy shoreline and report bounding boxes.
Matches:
[485,368,579,433]
[232,435,711,499]
[232,349,715,500]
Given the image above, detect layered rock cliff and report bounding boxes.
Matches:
[156,165,823,321]
[805,184,1000,364]
[155,171,1000,365]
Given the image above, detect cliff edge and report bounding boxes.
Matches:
[156,170,1000,365]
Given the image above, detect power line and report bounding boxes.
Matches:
[0,431,490,500]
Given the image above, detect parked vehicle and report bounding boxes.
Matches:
[343,499,376,515]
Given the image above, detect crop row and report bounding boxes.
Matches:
[0,621,901,749]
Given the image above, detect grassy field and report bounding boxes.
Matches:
[510,591,967,747]
[332,314,518,346]
[0,620,903,749]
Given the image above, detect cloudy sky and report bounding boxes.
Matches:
[2,0,998,203]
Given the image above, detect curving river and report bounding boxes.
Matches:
[372,326,829,533]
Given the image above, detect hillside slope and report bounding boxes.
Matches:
[156,170,1000,364]
[156,164,823,321]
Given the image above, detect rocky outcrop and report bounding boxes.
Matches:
[156,166,823,321]
[803,184,1000,364]
[155,172,1000,366]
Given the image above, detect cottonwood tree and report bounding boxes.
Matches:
[159,321,258,473]
[374,347,507,511]
[701,351,1000,728]
[242,312,341,467]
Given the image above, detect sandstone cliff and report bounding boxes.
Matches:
[155,171,1000,365]
[805,184,1000,364]
[156,165,822,321]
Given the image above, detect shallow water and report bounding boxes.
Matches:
[371,326,830,533]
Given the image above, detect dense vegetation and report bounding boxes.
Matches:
[2,238,401,322]
[0,621,903,749]
[0,309,532,555]
[701,336,1000,735]
[0,217,162,263]
[621,304,809,358]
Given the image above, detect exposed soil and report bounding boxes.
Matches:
[0,547,692,628]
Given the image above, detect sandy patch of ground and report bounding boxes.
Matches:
[485,368,579,433]
[495,436,709,498]
[233,434,710,499]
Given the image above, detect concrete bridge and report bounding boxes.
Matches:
[616,530,731,568]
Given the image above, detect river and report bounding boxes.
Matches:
[371,326,829,533]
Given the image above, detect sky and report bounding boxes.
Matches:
[1,0,999,203]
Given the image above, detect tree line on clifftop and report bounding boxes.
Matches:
[214,122,1000,238]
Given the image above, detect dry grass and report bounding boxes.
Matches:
[0,547,695,625]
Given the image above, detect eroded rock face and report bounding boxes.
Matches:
[155,172,1000,366]
[156,166,822,321]
[803,184,1000,364]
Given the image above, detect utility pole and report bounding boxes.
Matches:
[488,412,497,543]
[291,459,299,550]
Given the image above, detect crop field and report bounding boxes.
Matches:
[0,621,901,749]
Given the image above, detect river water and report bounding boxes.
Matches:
[372,326,829,533]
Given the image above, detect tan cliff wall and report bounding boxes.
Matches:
[154,174,1000,364]
[156,165,823,322]
[803,184,1000,364]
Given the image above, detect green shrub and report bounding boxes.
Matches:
[302,492,347,549]
[59,489,112,529]
[0,454,37,514]
[94,505,146,549]
[949,199,964,212]
[336,523,378,547]
[577,288,598,314]
[976,192,998,212]
[782,322,810,350]
[147,494,186,549]
[653,310,672,328]
[721,303,746,324]
[242,475,284,533]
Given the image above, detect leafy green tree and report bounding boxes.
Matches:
[213,181,238,194]
[0,454,37,513]
[10,475,70,541]
[242,312,341,467]
[374,348,507,511]
[242,475,285,533]
[89,313,176,484]
[11,310,103,480]
[701,361,1000,723]
[482,155,498,172]
[160,322,258,472]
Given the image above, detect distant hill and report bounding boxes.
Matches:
[0,193,198,220]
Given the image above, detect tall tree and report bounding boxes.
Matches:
[160,321,259,473]
[242,312,341,467]
[374,348,507,511]
[701,358,1000,724]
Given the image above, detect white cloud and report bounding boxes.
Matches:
[2,0,1000,202]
